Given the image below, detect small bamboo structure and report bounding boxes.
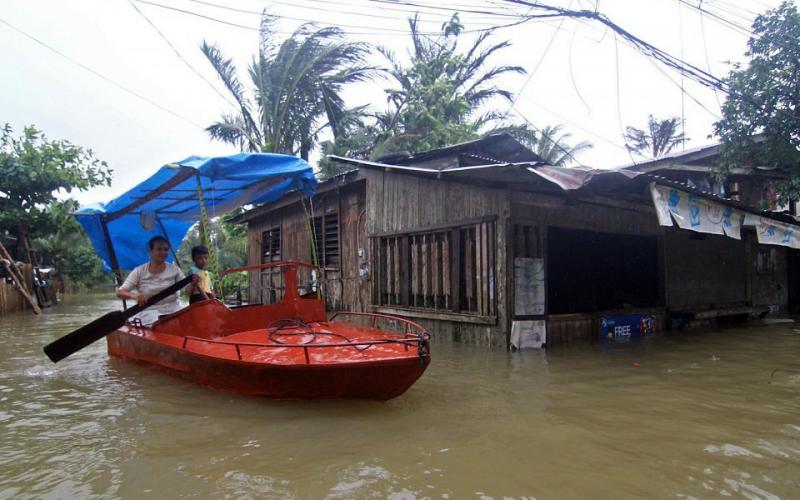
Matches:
[0,241,41,314]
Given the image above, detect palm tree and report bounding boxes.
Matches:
[624,115,687,158]
[370,14,526,157]
[202,14,375,160]
[495,124,592,166]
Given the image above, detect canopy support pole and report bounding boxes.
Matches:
[101,218,127,309]
[156,217,182,268]
[195,174,218,278]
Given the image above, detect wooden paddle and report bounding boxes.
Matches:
[43,274,193,363]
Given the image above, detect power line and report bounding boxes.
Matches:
[137,0,540,37]
[640,49,722,119]
[613,34,638,165]
[222,0,515,25]
[705,0,761,23]
[127,0,239,109]
[677,0,686,150]
[566,7,722,120]
[515,93,628,151]
[677,0,752,36]
[507,104,589,167]
[133,0,259,31]
[183,0,473,34]
[567,16,592,113]
[501,0,730,95]
[697,0,723,110]
[504,1,571,116]
[259,0,506,21]
[364,0,523,18]
[0,16,205,130]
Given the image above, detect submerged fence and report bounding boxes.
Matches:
[0,281,26,314]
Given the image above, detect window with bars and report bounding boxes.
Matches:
[261,227,281,263]
[375,220,496,316]
[260,227,282,303]
[311,212,340,267]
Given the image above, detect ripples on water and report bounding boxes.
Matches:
[1,294,799,498]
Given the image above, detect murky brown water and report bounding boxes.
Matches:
[1,294,799,498]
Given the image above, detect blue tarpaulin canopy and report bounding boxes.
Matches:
[75,153,317,272]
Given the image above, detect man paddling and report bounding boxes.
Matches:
[115,236,197,325]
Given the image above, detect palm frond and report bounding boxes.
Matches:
[201,41,262,148]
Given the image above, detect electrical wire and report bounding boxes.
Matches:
[504,3,571,115]
[137,0,542,37]
[677,0,751,36]
[134,0,260,31]
[568,21,591,113]
[213,0,511,25]
[641,49,722,119]
[364,0,523,18]
[677,0,686,150]
[127,0,239,109]
[0,16,205,130]
[698,0,723,110]
[184,0,472,34]
[501,0,730,95]
[260,0,507,22]
[613,33,638,166]
[508,104,589,167]
[497,0,592,166]
[515,92,628,151]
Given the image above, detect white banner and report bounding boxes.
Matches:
[744,213,800,249]
[650,183,743,238]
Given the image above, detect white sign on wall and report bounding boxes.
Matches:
[514,257,545,316]
[510,320,546,349]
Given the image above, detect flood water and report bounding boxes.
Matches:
[1,294,799,499]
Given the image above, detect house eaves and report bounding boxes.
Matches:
[230,168,364,224]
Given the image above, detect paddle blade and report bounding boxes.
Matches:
[43,310,127,363]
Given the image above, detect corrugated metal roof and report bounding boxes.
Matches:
[372,133,544,169]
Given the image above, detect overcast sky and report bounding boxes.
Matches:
[0,0,790,205]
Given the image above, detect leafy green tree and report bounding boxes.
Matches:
[714,1,800,203]
[177,217,247,273]
[177,215,249,301]
[32,201,110,290]
[62,246,109,289]
[0,124,111,263]
[494,123,592,166]
[368,14,525,158]
[624,115,686,158]
[317,110,381,178]
[202,14,374,160]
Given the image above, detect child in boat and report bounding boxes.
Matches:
[188,245,216,304]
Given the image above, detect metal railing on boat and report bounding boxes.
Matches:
[177,314,429,364]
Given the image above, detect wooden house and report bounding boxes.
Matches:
[233,135,800,348]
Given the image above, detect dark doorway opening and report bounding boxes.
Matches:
[547,226,660,314]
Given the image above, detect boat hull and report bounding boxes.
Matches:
[107,329,429,400]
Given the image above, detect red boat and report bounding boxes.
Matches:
[106,262,431,400]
